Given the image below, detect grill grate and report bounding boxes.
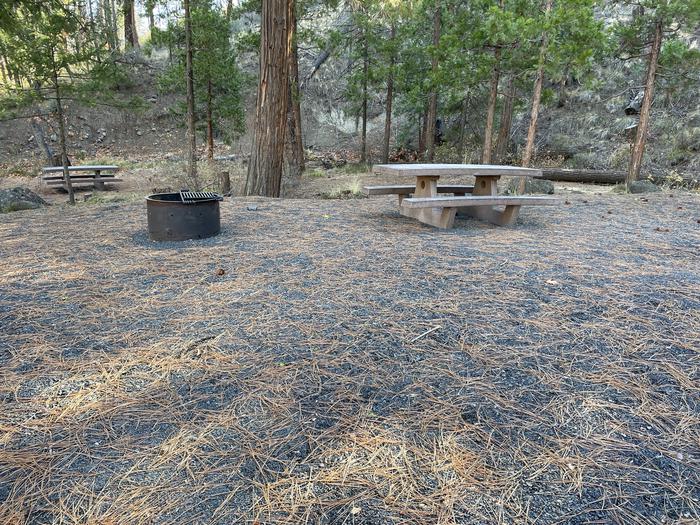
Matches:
[179,191,223,204]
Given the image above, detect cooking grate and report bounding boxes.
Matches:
[179,191,223,204]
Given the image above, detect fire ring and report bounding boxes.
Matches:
[146,192,222,241]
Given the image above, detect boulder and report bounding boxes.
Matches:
[0,187,48,213]
[628,180,660,194]
[506,178,555,195]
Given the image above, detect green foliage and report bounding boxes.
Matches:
[157,0,245,144]
[0,0,137,119]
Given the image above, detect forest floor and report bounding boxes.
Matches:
[1,184,699,524]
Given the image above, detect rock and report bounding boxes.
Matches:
[506,178,555,195]
[628,180,660,194]
[136,130,143,136]
[0,187,48,213]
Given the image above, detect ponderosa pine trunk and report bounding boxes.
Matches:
[424,1,441,162]
[520,0,552,192]
[184,0,198,187]
[360,27,369,163]
[494,76,515,162]
[628,19,662,186]
[482,46,501,163]
[245,0,292,197]
[123,0,139,50]
[382,24,396,164]
[286,5,305,178]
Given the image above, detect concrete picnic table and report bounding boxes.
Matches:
[368,163,557,228]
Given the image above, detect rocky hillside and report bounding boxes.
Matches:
[1,51,698,181]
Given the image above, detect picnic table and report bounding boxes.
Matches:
[367,163,559,228]
[41,165,122,191]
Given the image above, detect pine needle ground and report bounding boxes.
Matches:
[1,189,699,524]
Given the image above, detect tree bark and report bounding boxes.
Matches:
[31,118,57,165]
[100,0,117,51]
[482,45,501,163]
[382,24,396,164]
[540,168,699,188]
[184,0,198,188]
[51,55,74,205]
[521,0,551,169]
[418,101,429,157]
[520,0,552,192]
[286,5,304,178]
[147,2,155,33]
[360,25,369,163]
[424,1,441,161]
[628,19,662,185]
[207,79,214,160]
[457,95,468,160]
[494,75,515,163]
[245,0,292,197]
[123,0,139,50]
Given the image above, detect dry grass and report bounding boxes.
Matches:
[0,188,699,524]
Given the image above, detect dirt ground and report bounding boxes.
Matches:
[1,187,699,524]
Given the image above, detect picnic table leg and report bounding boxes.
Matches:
[94,170,105,191]
[400,175,456,229]
[458,175,521,226]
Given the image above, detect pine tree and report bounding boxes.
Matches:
[614,0,700,185]
[0,2,116,204]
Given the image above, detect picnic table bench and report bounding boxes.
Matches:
[367,163,559,229]
[41,165,122,191]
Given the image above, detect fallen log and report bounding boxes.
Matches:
[540,168,626,184]
[539,168,699,188]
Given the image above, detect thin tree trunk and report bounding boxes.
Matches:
[101,0,117,51]
[424,1,441,161]
[207,79,214,160]
[457,95,468,160]
[418,103,428,157]
[51,57,74,205]
[31,118,57,165]
[147,3,155,33]
[360,26,369,163]
[557,74,567,107]
[286,5,305,178]
[482,45,501,164]
[245,0,292,197]
[482,0,505,163]
[520,0,552,192]
[123,0,139,50]
[184,0,198,188]
[628,19,662,185]
[494,75,515,163]
[227,0,233,20]
[0,51,9,84]
[382,24,396,164]
[87,0,102,62]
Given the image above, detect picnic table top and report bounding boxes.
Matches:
[42,165,119,173]
[372,163,542,178]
